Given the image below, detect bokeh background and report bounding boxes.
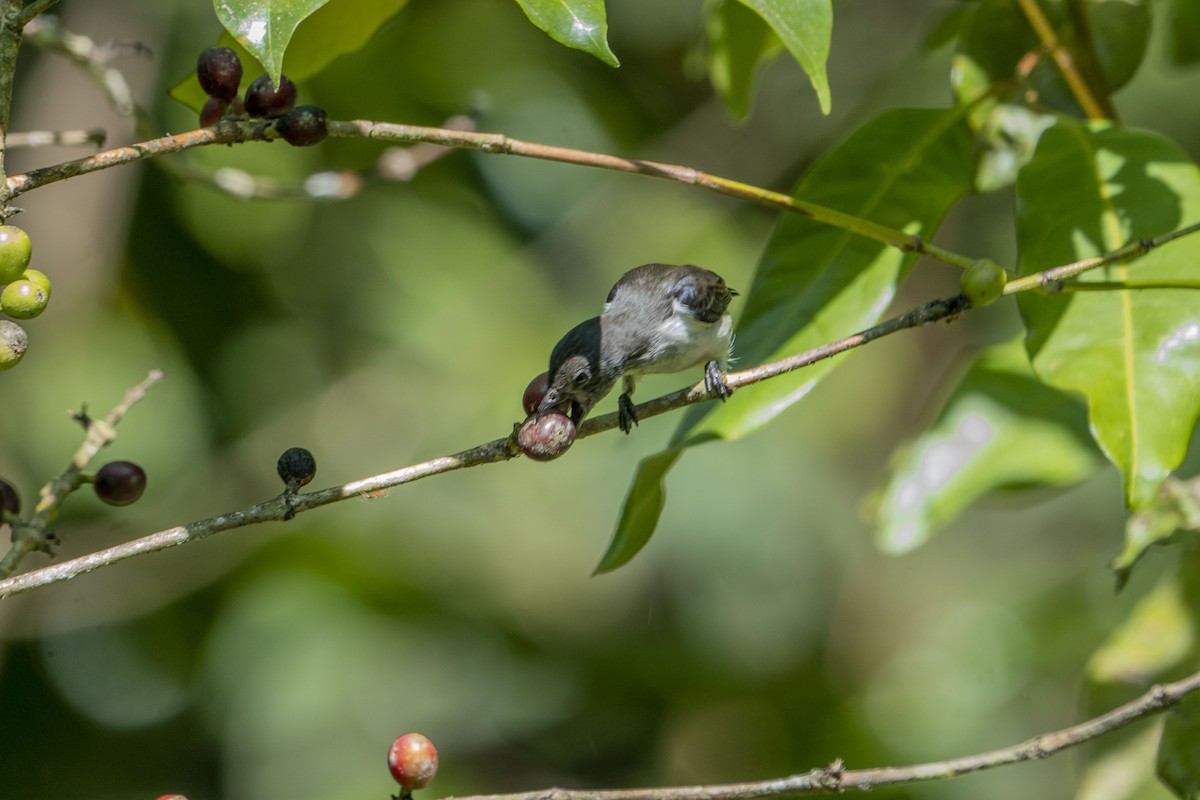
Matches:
[1,1,1198,798]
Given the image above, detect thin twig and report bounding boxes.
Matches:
[0,369,164,578]
[5,128,105,147]
[18,0,57,26]
[434,670,1200,800]
[1014,0,1109,120]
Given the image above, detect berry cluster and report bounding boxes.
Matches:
[196,47,328,146]
[0,224,52,370]
[515,371,576,461]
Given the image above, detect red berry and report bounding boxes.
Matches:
[200,96,227,127]
[275,105,328,147]
[0,478,19,516]
[94,460,147,506]
[244,74,297,118]
[388,732,438,790]
[517,412,576,461]
[196,47,242,101]
[522,372,549,417]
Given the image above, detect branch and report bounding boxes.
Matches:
[1014,0,1110,120]
[434,670,1200,800]
[0,369,164,578]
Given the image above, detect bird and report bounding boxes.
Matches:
[536,263,737,434]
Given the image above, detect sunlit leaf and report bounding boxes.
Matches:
[1017,120,1200,508]
[1089,576,1193,684]
[735,0,831,113]
[1111,477,1200,589]
[213,0,330,87]
[512,0,619,67]
[597,107,978,573]
[172,0,409,111]
[704,0,782,119]
[1159,694,1200,799]
[874,337,1097,555]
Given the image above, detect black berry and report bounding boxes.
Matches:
[244,74,297,118]
[275,105,327,147]
[0,478,19,516]
[277,447,316,487]
[197,47,242,101]
[200,96,227,127]
[522,372,549,417]
[94,461,147,506]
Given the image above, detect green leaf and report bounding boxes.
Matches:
[512,0,619,67]
[1111,478,1200,589]
[1016,120,1200,508]
[1168,0,1200,66]
[597,107,978,573]
[1089,576,1194,684]
[1159,694,1200,799]
[704,0,782,119]
[735,0,831,113]
[214,0,330,87]
[593,449,682,574]
[172,0,409,111]
[874,337,1098,555]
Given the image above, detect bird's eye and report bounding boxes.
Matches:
[572,369,590,385]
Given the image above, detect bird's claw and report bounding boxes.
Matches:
[704,360,732,400]
[618,392,639,434]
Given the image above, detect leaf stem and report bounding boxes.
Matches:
[1014,0,1109,120]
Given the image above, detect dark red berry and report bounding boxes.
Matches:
[388,732,438,790]
[196,47,242,101]
[522,372,549,417]
[275,105,327,147]
[244,74,297,118]
[199,97,227,127]
[517,412,576,461]
[277,447,316,487]
[94,461,147,506]
[0,478,19,516]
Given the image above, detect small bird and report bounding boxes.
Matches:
[537,263,737,434]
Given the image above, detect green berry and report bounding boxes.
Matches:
[960,258,1007,307]
[0,319,26,369]
[21,269,50,298]
[1,279,48,319]
[0,226,31,284]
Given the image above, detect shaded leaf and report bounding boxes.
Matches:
[704,0,782,119]
[214,0,330,87]
[598,107,978,573]
[736,0,831,113]
[1159,694,1200,799]
[874,337,1098,555]
[513,0,619,67]
[1016,120,1200,508]
[173,0,409,111]
[593,449,682,574]
[1167,0,1200,66]
[1112,477,1200,589]
[1089,576,1193,684]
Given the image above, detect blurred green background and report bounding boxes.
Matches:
[1,1,1198,798]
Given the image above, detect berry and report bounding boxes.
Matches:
[197,46,242,101]
[275,105,327,147]
[244,74,297,118]
[517,412,576,461]
[0,319,27,369]
[522,372,549,417]
[960,258,1008,307]
[94,460,147,506]
[388,732,438,791]
[0,225,32,284]
[21,269,51,298]
[0,478,19,516]
[277,446,316,487]
[1,279,48,319]
[200,96,227,127]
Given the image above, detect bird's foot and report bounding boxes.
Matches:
[704,360,732,401]
[618,392,639,434]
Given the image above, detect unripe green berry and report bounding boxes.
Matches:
[1,279,49,319]
[21,269,50,298]
[0,319,27,369]
[960,258,1007,307]
[0,226,32,284]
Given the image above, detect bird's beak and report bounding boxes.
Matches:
[538,389,586,425]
